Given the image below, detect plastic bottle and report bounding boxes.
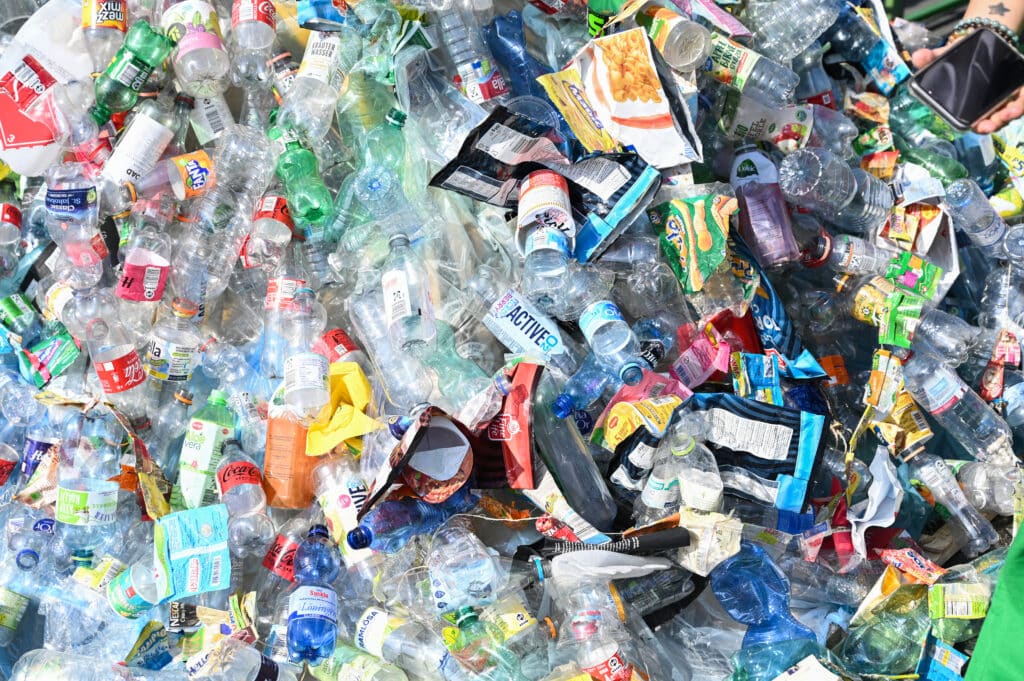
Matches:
[310,641,410,681]
[10,650,187,681]
[634,7,711,73]
[382,234,437,352]
[703,32,799,109]
[93,20,176,118]
[451,606,528,681]
[0,180,22,281]
[230,0,278,84]
[579,300,644,386]
[144,298,203,407]
[552,353,621,418]
[779,147,894,234]
[902,354,1015,465]
[955,133,1001,194]
[273,137,335,228]
[570,609,644,681]
[216,440,275,557]
[792,41,837,108]
[82,0,129,75]
[905,453,999,557]
[115,216,173,339]
[260,241,309,380]
[209,636,301,681]
[953,460,1021,515]
[946,178,1016,263]
[281,288,331,423]
[100,95,182,187]
[744,0,842,63]
[828,234,894,275]
[0,556,36,647]
[347,485,478,553]
[633,442,682,526]
[44,162,105,290]
[201,340,267,456]
[354,606,469,681]
[160,0,231,97]
[146,388,192,474]
[436,0,510,110]
[171,389,236,510]
[286,524,340,666]
[276,30,348,143]
[730,144,800,270]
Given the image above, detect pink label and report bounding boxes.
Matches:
[65,239,104,267]
[175,29,225,64]
[670,325,731,387]
[116,261,169,302]
[232,0,276,28]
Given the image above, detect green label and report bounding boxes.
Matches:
[0,588,28,630]
[928,583,990,620]
[107,567,156,618]
[707,33,761,92]
[56,485,118,526]
[0,294,35,329]
[885,252,942,299]
[173,417,232,510]
[877,293,922,349]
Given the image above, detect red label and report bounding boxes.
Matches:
[65,239,104,267]
[528,0,565,14]
[95,349,146,394]
[217,461,262,495]
[116,262,169,302]
[0,55,57,113]
[584,651,635,681]
[478,70,509,101]
[253,194,295,233]
[232,0,277,28]
[264,277,303,311]
[804,90,837,110]
[0,459,15,487]
[91,233,109,260]
[262,534,299,581]
[0,204,21,228]
[313,328,358,362]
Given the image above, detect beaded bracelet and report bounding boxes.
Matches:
[948,17,1020,47]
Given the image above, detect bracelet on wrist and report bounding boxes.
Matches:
[948,17,1020,47]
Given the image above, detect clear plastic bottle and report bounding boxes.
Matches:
[44,162,105,290]
[730,144,800,270]
[634,6,711,73]
[954,460,1021,515]
[353,607,469,681]
[261,241,309,380]
[778,147,894,234]
[209,636,301,681]
[161,0,231,97]
[427,521,502,608]
[276,30,348,143]
[579,300,644,386]
[436,0,510,110]
[792,41,837,108]
[946,178,1015,263]
[670,418,724,513]
[347,486,478,553]
[202,340,267,456]
[82,0,129,75]
[552,352,621,418]
[230,0,278,85]
[146,388,192,474]
[281,288,331,423]
[11,650,186,681]
[743,0,842,63]
[451,606,528,681]
[116,213,173,341]
[143,298,203,407]
[216,439,275,557]
[905,453,999,558]
[171,389,236,510]
[381,234,437,352]
[828,234,893,275]
[310,641,409,681]
[100,95,180,187]
[902,354,1016,465]
[704,32,799,109]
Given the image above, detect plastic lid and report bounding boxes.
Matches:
[454,607,478,627]
[552,394,574,419]
[208,389,230,406]
[171,298,199,317]
[71,550,93,567]
[347,526,373,550]
[173,389,193,405]
[308,524,329,539]
[620,364,644,386]
[385,108,407,127]
[15,549,38,570]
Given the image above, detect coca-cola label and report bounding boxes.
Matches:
[216,460,262,495]
[94,349,146,394]
[116,262,169,302]
[0,55,57,112]
[262,534,299,581]
[253,193,294,230]
[232,0,276,28]
[313,328,358,362]
[0,204,21,229]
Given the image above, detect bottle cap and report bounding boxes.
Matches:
[552,394,574,419]
[208,389,230,405]
[385,108,407,127]
[15,549,38,570]
[347,526,373,550]
[308,524,329,539]
[173,389,193,406]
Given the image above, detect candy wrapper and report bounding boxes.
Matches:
[648,193,735,294]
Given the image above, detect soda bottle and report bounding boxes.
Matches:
[216,439,275,557]
[160,0,231,97]
[635,7,711,73]
[83,0,129,75]
[273,136,335,227]
[286,524,341,666]
[450,606,528,681]
[171,389,236,510]
[730,144,800,270]
[230,0,278,84]
[93,20,176,118]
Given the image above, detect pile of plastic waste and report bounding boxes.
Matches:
[0,0,1020,679]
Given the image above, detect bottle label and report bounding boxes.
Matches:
[232,0,276,28]
[229,391,262,426]
[162,1,226,66]
[0,54,56,113]
[819,354,850,387]
[83,0,127,31]
[314,328,359,363]
[0,457,15,488]
[117,258,170,302]
[64,233,109,267]
[0,203,21,228]
[216,460,262,495]
[287,585,338,623]
[299,32,343,88]
[480,595,538,640]
[171,150,216,199]
[94,348,146,394]
[579,301,626,345]
[107,53,153,92]
[262,533,299,581]
[190,95,233,146]
[265,277,304,311]
[107,567,155,618]
[640,472,678,509]
[381,270,413,325]
[584,650,635,681]
[354,607,401,657]
[101,113,175,185]
[804,89,836,109]
[528,0,565,14]
[454,60,508,105]
[0,588,28,631]
[145,339,199,382]
[56,485,118,526]
[317,649,393,681]
[706,33,761,93]
[0,293,36,330]
[253,194,294,232]
[318,478,371,566]
[283,353,329,398]
[176,417,232,509]
[920,374,967,415]
[45,187,97,216]
[524,226,571,257]
[483,288,567,359]
[22,435,59,479]
[725,104,813,155]
[642,7,684,54]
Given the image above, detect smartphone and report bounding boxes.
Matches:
[909,27,1024,131]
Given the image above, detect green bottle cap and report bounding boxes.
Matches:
[208,389,229,406]
[385,108,406,128]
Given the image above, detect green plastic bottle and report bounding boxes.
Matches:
[93,20,176,121]
[271,127,334,229]
[587,0,624,36]
[894,135,968,186]
[171,389,235,511]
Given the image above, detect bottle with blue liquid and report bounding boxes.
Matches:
[347,485,478,553]
[287,524,341,666]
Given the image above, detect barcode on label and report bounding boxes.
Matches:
[382,270,412,325]
[202,98,225,134]
[114,62,141,88]
[909,407,927,431]
[946,600,971,617]
[211,554,222,587]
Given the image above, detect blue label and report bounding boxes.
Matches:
[32,518,55,534]
[154,504,231,601]
[578,301,625,343]
[45,187,97,215]
[21,436,58,479]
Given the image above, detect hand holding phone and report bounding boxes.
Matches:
[910,28,1024,132]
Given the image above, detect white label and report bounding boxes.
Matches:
[381,270,412,325]
[354,607,393,657]
[298,32,341,86]
[177,418,229,509]
[476,123,565,166]
[190,94,233,146]
[640,473,678,508]
[145,339,198,382]
[678,470,724,512]
[101,113,174,185]
[283,352,328,397]
[772,655,841,680]
[628,442,657,468]
[555,157,630,201]
[483,288,566,359]
[706,408,793,461]
[288,585,338,623]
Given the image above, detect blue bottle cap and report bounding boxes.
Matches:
[620,363,644,386]
[15,549,38,570]
[308,524,329,540]
[552,394,574,419]
[347,526,373,550]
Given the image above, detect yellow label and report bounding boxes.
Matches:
[603,395,682,451]
[537,67,619,154]
[482,595,538,640]
[442,625,460,649]
[0,588,28,630]
[83,0,127,31]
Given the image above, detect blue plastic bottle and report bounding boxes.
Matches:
[552,352,620,418]
[346,484,478,553]
[286,525,341,666]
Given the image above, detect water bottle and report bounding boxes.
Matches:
[427,521,502,608]
[286,524,341,666]
[261,241,310,379]
[246,189,295,274]
[208,635,301,681]
[116,216,173,340]
[0,555,37,646]
[730,144,801,270]
[143,298,203,407]
[822,3,881,62]
[160,0,231,97]
[828,234,894,275]
[571,609,644,681]
[670,417,724,512]
[946,178,1016,263]
[281,288,331,423]
[792,41,837,108]
[436,0,510,110]
[704,32,799,109]
[953,460,1021,515]
[82,0,129,75]
[310,641,410,681]
[216,439,275,557]
[907,307,980,365]
[902,353,1015,464]
[202,340,268,456]
[634,6,711,73]
[276,30,349,143]
[778,147,894,234]
[381,233,437,352]
[93,20,176,118]
[552,352,621,418]
[905,453,999,558]
[955,133,1001,194]
[347,485,478,553]
[145,388,192,474]
[353,606,468,681]
[743,0,842,63]
[100,95,182,187]
[44,162,105,290]
[579,300,644,385]
[11,649,187,681]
